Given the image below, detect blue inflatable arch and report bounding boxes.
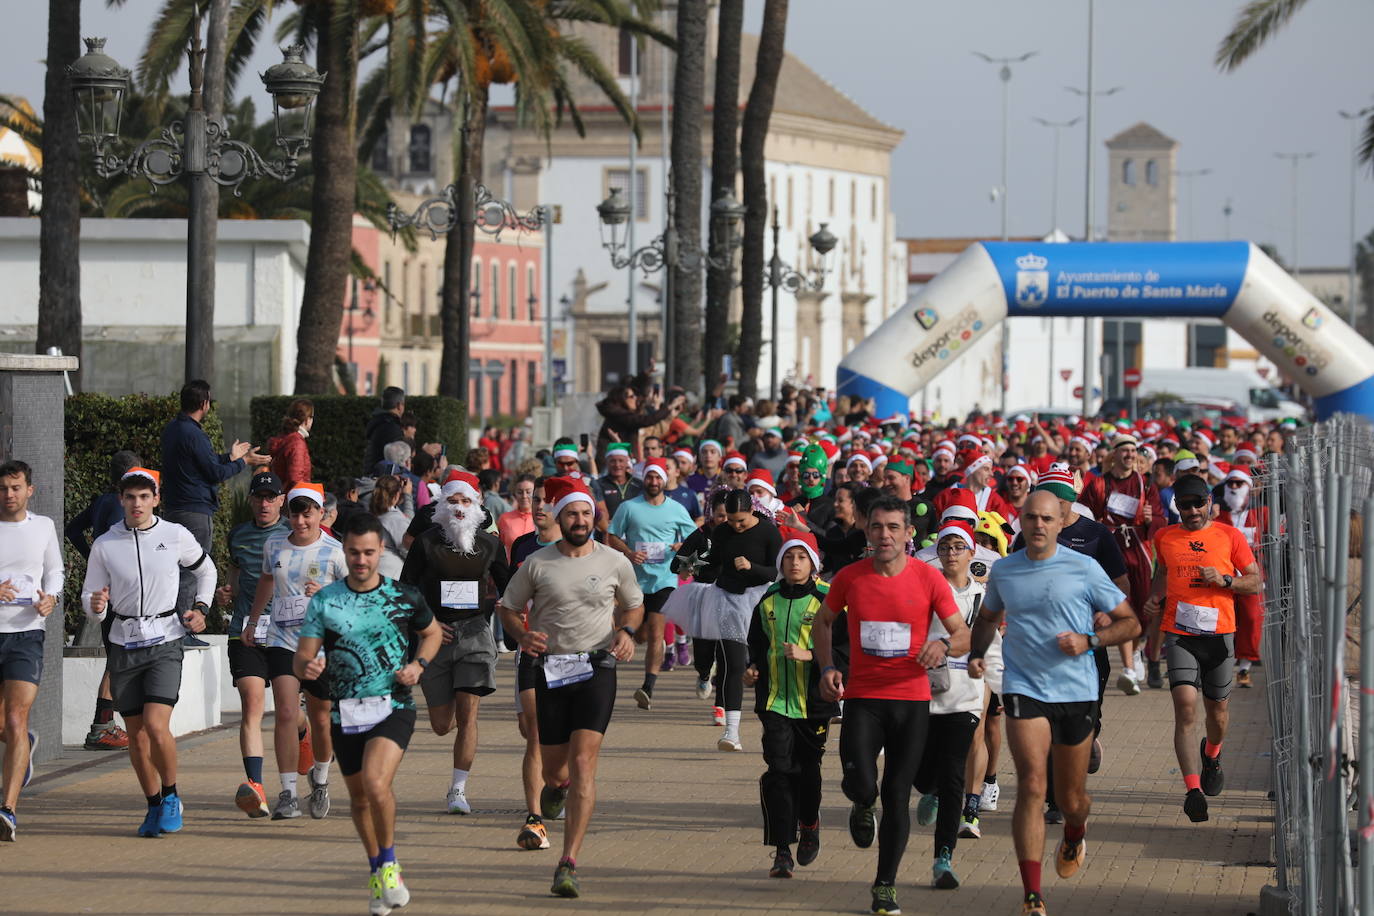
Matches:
[836,242,1374,422]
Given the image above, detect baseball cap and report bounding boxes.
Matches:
[250,471,283,495]
[1173,474,1212,500]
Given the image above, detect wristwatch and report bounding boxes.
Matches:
[1222,574,1234,589]
[416,657,429,670]
[620,625,637,637]
[1087,633,1102,650]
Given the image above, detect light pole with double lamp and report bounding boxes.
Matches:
[596,185,747,385]
[68,27,324,384]
[763,206,836,401]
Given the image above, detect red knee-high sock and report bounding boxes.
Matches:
[1018,859,1042,896]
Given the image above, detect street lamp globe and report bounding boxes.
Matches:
[808,222,838,257]
[260,44,325,146]
[67,38,130,149]
[711,191,747,248]
[596,187,632,252]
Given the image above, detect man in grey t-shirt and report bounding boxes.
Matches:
[498,476,643,900]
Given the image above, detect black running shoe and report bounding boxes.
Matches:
[797,821,820,866]
[769,848,794,878]
[1184,787,1209,822]
[848,802,877,849]
[1199,739,1224,796]
[1044,804,1064,825]
[1146,660,1164,689]
[870,882,901,914]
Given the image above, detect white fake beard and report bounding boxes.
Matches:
[434,498,482,554]
[1224,485,1250,514]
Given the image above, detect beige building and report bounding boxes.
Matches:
[1105,122,1178,243]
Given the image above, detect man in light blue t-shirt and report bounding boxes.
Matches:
[607,458,697,711]
[969,490,1138,914]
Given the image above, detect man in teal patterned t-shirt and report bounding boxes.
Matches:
[296,514,441,916]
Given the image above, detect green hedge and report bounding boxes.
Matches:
[63,393,234,634]
[249,395,467,485]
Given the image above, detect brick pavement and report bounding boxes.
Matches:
[9,657,1275,915]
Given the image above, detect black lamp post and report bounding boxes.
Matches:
[69,24,324,383]
[764,208,836,400]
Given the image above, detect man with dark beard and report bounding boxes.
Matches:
[400,469,511,816]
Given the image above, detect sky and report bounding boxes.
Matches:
[4,0,1373,267]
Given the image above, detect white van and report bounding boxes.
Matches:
[1137,368,1306,422]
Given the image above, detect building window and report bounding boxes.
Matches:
[470,258,481,316]
[1122,158,1136,186]
[408,124,431,173]
[402,361,410,392]
[617,28,634,77]
[490,374,501,420]
[510,359,518,414]
[509,264,518,320]
[490,262,500,318]
[1146,159,1159,186]
[370,135,388,173]
[400,261,409,315]
[527,266,537,320]
[418,266,427,324]
[605,167,649,221]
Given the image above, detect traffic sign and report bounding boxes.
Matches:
[1123,368,1141,389]
[1073,385,1084,399]
[1060,368,1072,381]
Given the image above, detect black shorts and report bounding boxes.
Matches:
[516,651,540,693]
[536,663,616,746]
[228,638,269,684]
[1002,693,1095,747]
[0,630,45,685]
[330,708,417,777]
[643,588,673,615]
[1165,632,1235,703]
[986,691,1002,718]
[263,646,328,700]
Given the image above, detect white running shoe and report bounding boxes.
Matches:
[378,862,410,908]
[712,706,726,726]
[717,733,743,752]
[1117,670,1141,696]
[633,687,652,710]
[446,787,471,815]
[368,873,392,916]
[695,679,712,701]
[980,781,1000,812]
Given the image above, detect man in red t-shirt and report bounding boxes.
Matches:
[813,495,968,916]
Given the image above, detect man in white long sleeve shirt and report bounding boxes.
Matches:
[82,467,215,838]
[0,460,63,841]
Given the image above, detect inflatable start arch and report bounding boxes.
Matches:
[837,241,1374,422]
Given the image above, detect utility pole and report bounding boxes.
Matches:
[1339,109,1369,323]
[1275,151,1317,277]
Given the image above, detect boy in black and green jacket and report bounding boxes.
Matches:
[744,532,844,880]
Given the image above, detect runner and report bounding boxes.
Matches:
[1213,465,1267,688]
[1144,473,1261,823]
[812,494,970,916]
[593,443,644,524]
[606,458,697,710]
[294,512,442,916]
[243,482,347,820]
[222,471,290,817]
[879,459,937,549]
[969,490,1139,915]
[670,489,731,704]
[0,460,63,841]
[497,476,645,898]
[81,467,216,837]
[400,468,511,815]
[742,531,838,879]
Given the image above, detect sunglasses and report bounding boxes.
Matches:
[1176,497,1208,510]
[800,471,823,480]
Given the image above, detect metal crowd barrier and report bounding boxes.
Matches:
[1257,414,1373,915]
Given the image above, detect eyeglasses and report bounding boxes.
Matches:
[800,471,823,480]
[1176,497,1208,510]
[937,543,969,555]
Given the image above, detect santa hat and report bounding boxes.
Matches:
[959,449,992,475]
[1005,464,1037,485]
[956,433,982,449]
[847,452,873,471]
[552,442,579,457]
[817,440,841,465]
[642,458,670,481]
[746,469,777,495]
[544,476,594,516]
[1069,435,1094,452]
[1035,466,1077,503]
[121,467,161,491]
[776,530,821,573]
[723,451,748,471]
[1231,447,1258,464]
[935,485,977,516]
[835,425,852,443]
[936,520,976,551]
[440,468,481,501]
[287,482,325,507]
[672,448,695,464]
[1193,427,1216,445]
[786,448,804,465]
[1225,466,1253,485]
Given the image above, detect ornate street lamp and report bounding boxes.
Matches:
[69,23,324,382]
[595,186,744,275]
[764,207,836,400]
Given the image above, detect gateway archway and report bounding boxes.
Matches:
[837,241,1374,422]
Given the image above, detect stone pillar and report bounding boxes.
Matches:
[0,353,77,763]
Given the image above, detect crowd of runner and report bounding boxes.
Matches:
[0,376,1289,914]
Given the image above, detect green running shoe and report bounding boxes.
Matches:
[870,882,901,914]
[551,859,580,898]
[848,802,877,849]
[916,793,939,827]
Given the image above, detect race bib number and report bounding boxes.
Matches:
[121,615,165,649]
[338,695,392,734]
[1175,600,1220,634]
[2,574,35,605]
[275,594,310,625]
[249,615,270,642]
[1106,492,1141,518]
[636,541,668,564]
[544,652,594,688]
[859,621,911,658]
[441,580,480,610]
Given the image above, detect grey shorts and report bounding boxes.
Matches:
[108,640,184,717]
[420,615,497,705]
[1165,632,1235,703]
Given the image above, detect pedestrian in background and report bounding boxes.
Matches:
[267,398,314,487]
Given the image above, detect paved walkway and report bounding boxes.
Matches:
[11,658,1275,915]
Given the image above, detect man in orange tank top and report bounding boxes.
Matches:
[1143,474,1261,825]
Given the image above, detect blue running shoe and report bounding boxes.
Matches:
[22,730,37,787]
[932,847,960,889]
[138,806,162,838]
[158,793,184,833]
[0,806,16,842]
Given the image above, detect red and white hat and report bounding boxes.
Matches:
[1231,447,1258,464]
[776,529,820,572]
[287,482,325,507]
[1224,465,1253,485]
[958,448,992,475]
[936,487,978,525]
[642,457,670,481]
[936,519,976,551]
[847,451,873,471]
[722,451,748,471]
[121,467,161,490]
[1005,464,1037,485]
[544,476,595,516]
[440,468,481,501]
[746,468,776,495]
[672,448,695,464]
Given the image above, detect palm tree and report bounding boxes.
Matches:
[735,0,787,399]
[1216,0,1374,165]
[37,0,83,385]
[668,0,707,391]
[703,0,742,392]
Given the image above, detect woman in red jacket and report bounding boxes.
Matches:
[268,398,314,487]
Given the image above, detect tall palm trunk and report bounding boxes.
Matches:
[735,0,787,399]
[703,0,742,393]
[37,0,81,385]
[669,0,707,391]
[187,0,230,384]
[439,91,488,404]
[294,3,359,394]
